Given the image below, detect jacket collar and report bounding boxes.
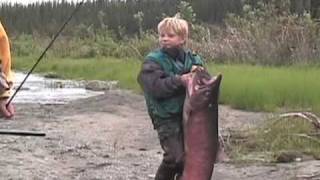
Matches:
[161,47,185,62]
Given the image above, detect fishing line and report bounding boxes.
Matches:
[6,0,85,106]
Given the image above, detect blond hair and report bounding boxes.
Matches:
[157,16,189,41]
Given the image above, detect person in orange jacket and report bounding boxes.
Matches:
[0,21,14,118]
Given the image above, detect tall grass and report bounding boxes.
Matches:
[11,31,157,59]
[13,57,320,112]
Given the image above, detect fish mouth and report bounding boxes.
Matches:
[188,72,222,97]
[205,74,222,86]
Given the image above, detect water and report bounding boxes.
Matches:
[11,72,104,104]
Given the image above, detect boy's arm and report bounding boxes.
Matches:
[137,60,184,99]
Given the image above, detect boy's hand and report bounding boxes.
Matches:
[180,73,193,87]
[180,66,204,87]
[0,98,14,119]
[191,65,204,72]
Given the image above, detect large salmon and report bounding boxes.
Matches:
[182,67,222,180]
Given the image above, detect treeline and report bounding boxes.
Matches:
[1,0,320,65]
[1,0,320,37]
[0,0,234,37]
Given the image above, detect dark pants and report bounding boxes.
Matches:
[155,122,184,180]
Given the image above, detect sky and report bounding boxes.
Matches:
[0,0,83,5]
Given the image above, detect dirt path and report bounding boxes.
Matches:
[0,89,319,179]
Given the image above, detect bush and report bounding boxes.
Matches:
[11,34,41,56]
[206,0,320,65]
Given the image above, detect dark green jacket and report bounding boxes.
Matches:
[137,48,203,128]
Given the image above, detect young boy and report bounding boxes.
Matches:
[0,21,15,118]
[137,16,203,180]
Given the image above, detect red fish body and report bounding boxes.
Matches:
[182,68,222,180]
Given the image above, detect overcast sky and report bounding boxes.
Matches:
[0,0,83,5]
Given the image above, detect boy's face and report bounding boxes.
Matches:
[159,30,185,49]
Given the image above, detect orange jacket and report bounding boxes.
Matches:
[0,21,13,97]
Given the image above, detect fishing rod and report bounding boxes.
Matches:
[6,0,85,106]
[0,129,45,136]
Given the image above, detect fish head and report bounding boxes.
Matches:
[187,68,222,110]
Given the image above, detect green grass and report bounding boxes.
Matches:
[13,56,142,93]
[207,64,320,112]
[13,57,320,112]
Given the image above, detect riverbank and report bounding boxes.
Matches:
[0,89,319,179]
